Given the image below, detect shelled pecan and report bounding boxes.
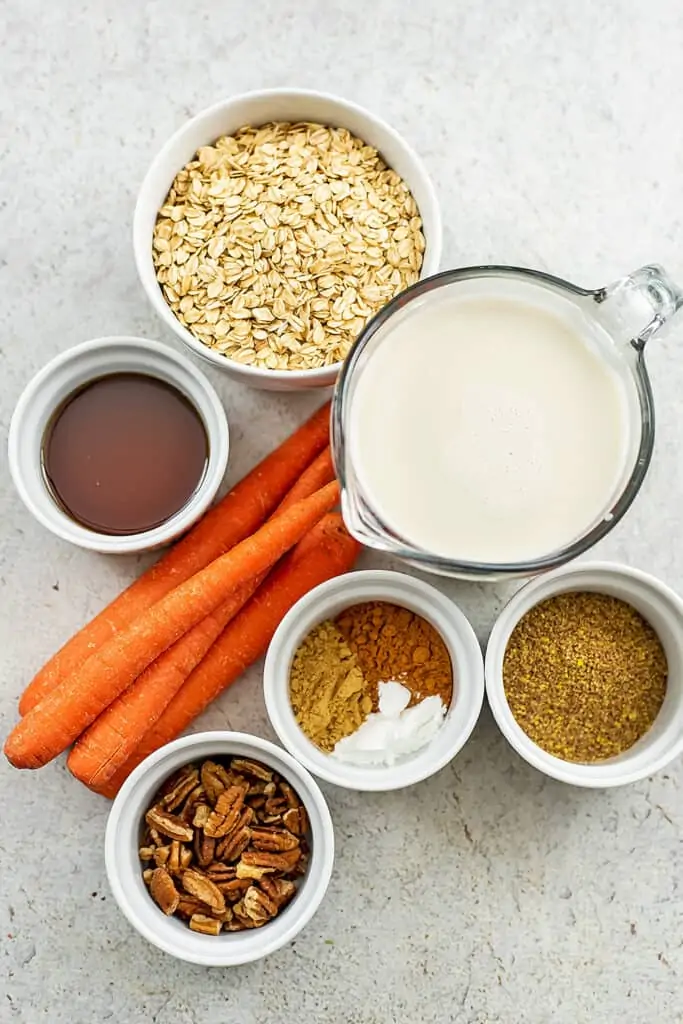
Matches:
[140,755,309,934]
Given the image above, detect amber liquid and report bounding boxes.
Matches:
[42,373,208,535]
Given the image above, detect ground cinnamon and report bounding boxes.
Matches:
[335,601,453,709]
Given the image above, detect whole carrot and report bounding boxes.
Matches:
[95,513,360,797]
[5,482,339,770]
[66,450,335,788]
[19,402,331,716]
[273,446,334,508]
[65,584,253,787]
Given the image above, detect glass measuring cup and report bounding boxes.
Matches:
[331,264,683,580]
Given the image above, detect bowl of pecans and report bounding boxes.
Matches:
[134,89,441,390]
[104,731,334,965]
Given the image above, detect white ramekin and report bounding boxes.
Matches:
[8,336,229,554]
[134,88,442,391]
[263,570,484,791]
[105,731,334,966]
[485,561,683,788]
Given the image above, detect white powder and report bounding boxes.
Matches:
[332,681,446,766]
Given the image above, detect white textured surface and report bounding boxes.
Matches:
[2,2,683,1021]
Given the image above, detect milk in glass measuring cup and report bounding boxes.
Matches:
[332,265,683,579]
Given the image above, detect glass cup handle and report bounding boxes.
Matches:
[593,264,683,351]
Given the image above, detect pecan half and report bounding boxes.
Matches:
[216,878,251,901]
[160,766,200,811]
[147,827,164,847]
[181,870,226,914]
[263,795,288,818]
[210,905,234,924]
[250,827,300,853]
[235,861,275,881]
[200,760,232,805]
[176,895,211,920]
[158,763,196,800]
[194,831,216,868]
[145,806,194,842]
[258,813,285,825]
[282,806,308,836]
[228,908,258,930]
[290,853,309,879]
[179,785,206,825]
[192,803,211,829]
[154,845,171,868]
[150,868,180,915]
[259,876,296,908]
[189,913,222,935]
[239,848,301,872]
[230,758,273,782]
[279,781,301,809]
[216,824,252,863]
[204,787,246,838]
[241,886,278,925]
[205,863,236,881]
[167,840,183,875]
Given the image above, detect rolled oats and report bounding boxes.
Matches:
[152,122,425,370]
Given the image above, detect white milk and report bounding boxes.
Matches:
[350,291,633,563]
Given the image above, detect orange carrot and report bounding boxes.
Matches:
[5,482,339,770]
[65,585,253,787]
[95,513,360,797]
[272,446,334,509]
[19,402,331,716]
[66,450,336,788]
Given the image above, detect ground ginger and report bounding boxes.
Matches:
[289,621,373,751]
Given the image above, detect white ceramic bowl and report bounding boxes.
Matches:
[485,561,683,787]
[134,88,443,391]
[8,336,229,553]
[263,570,484,790]
[105,732,334,966]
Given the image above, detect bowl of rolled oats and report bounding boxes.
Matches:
[105,731,334,965]
[134,89,442,389]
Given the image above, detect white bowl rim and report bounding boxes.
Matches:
[7,335,229,553]
[263,569,485,791]
[485,560,683,788]
[133,87,443,382]
[104,731,335,966]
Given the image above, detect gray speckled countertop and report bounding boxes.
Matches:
[2,2,683,1022]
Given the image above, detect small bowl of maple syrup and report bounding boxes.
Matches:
[8,336,229,552]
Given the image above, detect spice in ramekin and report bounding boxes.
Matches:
[152,122,425,371]
[289,601,453,763]
[503,592,667,762]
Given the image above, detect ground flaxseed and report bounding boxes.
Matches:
[503,592,667,763]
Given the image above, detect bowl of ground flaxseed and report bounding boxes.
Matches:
[485,561,683,787]
[134,89,441,390]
